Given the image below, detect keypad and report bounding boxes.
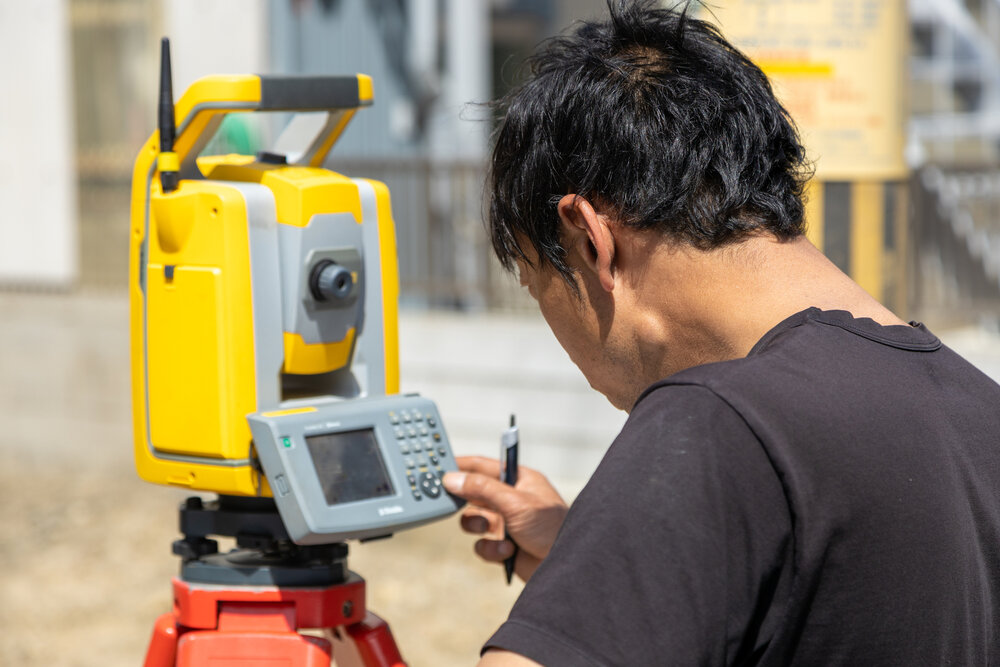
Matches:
[388,407,449,504]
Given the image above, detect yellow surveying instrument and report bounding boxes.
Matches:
[134,39,462,666]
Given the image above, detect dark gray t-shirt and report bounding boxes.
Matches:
[485,308,1000,666]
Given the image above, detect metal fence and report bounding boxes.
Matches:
[75,151,530,311]
[332,158,529,311]
[912,165,1000,323]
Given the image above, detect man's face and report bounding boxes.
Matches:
[515,247,638,412]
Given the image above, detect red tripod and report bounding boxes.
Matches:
[142,497,407,666]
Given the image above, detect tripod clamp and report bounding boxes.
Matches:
[172,495,350,587]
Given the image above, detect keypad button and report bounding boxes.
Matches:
[413,412,424,422]
[399,443,410,455]
[405,458,415,469]
[430,454,439,465]
[412,490,423,500]
[437,446,447,457]
[389,412,400,425]
[427,416,437,427]
[419,471,442,498]
[418,426,429,437]
[416,457,428,469]
[406,474,417,486]
[432,432,442,442]
[394,427,406,440]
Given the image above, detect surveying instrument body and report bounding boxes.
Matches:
[133,40,463,666]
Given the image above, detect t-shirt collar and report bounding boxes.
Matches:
[748,307,942,357]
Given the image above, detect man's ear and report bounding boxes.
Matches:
[556,194,615,292]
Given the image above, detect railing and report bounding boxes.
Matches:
[331,158,526,312]
[911,165,1000,323]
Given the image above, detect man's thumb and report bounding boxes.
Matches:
[443,471,518,514]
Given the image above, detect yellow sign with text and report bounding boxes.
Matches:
[706,0,908,180]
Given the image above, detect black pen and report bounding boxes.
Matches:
[501,414,519,584]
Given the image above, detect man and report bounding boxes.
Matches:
[441,1,1000,665]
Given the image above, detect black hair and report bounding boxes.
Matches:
[487,0,812,282]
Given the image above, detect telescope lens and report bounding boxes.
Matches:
[310,260,354,303]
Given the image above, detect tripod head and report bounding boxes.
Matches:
[172,496,349,586]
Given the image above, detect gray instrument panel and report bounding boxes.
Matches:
[248,394,464,544]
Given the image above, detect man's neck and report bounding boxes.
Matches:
[625,234,908,384]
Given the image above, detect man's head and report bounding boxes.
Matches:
[486,1,815,410]
[487,0,811,284]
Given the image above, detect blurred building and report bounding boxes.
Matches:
[47,0,599,309]
[3,0,1000,322]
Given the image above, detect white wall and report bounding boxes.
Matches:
[163,0,268,94]
[0,0,77,287]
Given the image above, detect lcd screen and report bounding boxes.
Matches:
[305,429,395,505]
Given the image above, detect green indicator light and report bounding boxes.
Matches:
[282,437,292,448]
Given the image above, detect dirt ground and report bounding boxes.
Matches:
[0,450,522,666]
[0,291,613,667]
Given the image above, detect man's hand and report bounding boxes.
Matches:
[443,456,568,583]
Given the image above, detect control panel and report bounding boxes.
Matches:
[248,394,464,544]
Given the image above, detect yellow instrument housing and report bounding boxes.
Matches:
[130,73,399,496]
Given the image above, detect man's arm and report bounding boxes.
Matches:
[460,385,790,665]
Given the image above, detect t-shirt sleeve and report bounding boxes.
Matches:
[484,384,792,666]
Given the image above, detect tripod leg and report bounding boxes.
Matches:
[344,612,406,667]
[143,613,178,667]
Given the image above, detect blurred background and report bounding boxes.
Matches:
[3,0,1000,665]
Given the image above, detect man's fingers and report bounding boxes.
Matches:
[460,511,496,535]
[474,537,516,563]
[457,456,548,490]
[443,470,522,515]
[455,455,502,477]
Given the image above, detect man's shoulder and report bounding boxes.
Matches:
[636,307,987,416]
[602,382,772,494]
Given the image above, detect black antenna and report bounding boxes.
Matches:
[158,37,179,193]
